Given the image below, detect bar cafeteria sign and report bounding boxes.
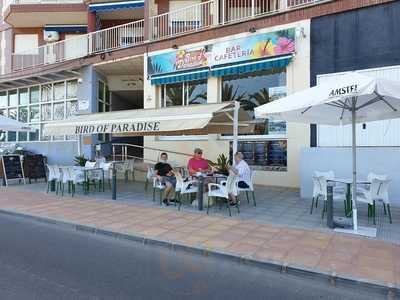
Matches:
[147,28,295,75]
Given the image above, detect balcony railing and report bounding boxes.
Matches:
[150,0,216,40]
[12,20,144,72]
[10,0,330,73]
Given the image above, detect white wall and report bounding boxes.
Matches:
[317,65,400,147]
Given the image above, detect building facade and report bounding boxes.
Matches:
[0,0,396,187]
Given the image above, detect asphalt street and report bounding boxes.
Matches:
[0,213,387,300]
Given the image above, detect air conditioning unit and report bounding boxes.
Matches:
[43,30,60,42]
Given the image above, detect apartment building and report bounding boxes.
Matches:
[0,0,397,188]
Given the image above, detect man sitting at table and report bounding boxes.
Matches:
[188,148,210,176]
[227,152,251,205]
[154,152,176,206]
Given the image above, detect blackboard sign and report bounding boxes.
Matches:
[1,155,25,186]
[23,155,46,183]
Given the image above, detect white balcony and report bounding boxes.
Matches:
[10,0,332,73]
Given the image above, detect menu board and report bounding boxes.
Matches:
[1,155,25,186]
[23,155,46,183]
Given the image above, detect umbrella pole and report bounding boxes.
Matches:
[351,98,358,232]
[233,101,239,155]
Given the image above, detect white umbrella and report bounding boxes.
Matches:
[255,72,400,236]
[0,115,34,132]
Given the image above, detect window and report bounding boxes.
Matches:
[14,34,38,55]
[53,82,65,101]
[8,90,18,106]
[18,106,28,122]
[41,84,52,102]
[0,92,7,107]
[30,86,39,103]
[233,141,287,171]
[66,80,78,99]
[160,79,207,107]
[19,88,29,105]
[221,68,286,136]
[1,79,78,142]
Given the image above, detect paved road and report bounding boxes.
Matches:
[0,214,387,300]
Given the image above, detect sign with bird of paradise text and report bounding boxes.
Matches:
[147,29,295,76]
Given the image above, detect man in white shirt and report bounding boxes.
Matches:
[228,152,251,204]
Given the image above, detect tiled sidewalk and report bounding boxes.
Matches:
[0,187,399,291]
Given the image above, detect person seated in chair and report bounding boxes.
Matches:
[187,148,210,176]
[227,152,251,205]
[154,152,176,206]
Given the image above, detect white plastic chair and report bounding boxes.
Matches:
[207,176,239,217]
[85,161,103,191]
[175,172,198,211]
[236,171,256,206]
[152,176,166,205]
[59,167,85,197]
[145,165,155,191]
[358,177,391,224]
[311,175,346,218]
[100,162,113,189]
[85,161,96,168]
[46,164,61,194]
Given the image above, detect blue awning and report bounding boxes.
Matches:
[44,25,87,33]
[151,68,209,85]
[89,0,144,12]
[210,55,293,77]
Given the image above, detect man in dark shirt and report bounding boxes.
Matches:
[154,152,176,206]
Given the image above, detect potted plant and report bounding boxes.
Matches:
[209,153,229,176]
[74,155,88,167]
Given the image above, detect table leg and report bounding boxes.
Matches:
[346,183,352,217]
[84,171,88,195]
[102,170,105,192]
[197,177,204,211]
[50,180,55,192]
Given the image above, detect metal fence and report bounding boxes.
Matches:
[12,20,145,72]
[149,0,216,40]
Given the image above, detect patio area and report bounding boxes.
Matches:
[11,179,400,245]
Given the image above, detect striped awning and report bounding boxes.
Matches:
[89,0,144,13]
[150,68,209,85]
[210,55,293,77]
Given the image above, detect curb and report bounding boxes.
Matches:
[0,208,397,298]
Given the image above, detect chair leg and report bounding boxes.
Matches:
[310,197,315,214]
[145,179,148,191]
[383,203,387,215]
[159,190,163,205]
[226,198,232,217]
[321,201,326,219]
[178,193,182,211]
[72,183,75,197]
[152,188,155,202]
[252,191,256,207]
[387,204,392,224]
[236,197,240,214]
[315,197,318,208]
[245,191,250,204]
[372,201,376,225]
[207,196,210,215]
